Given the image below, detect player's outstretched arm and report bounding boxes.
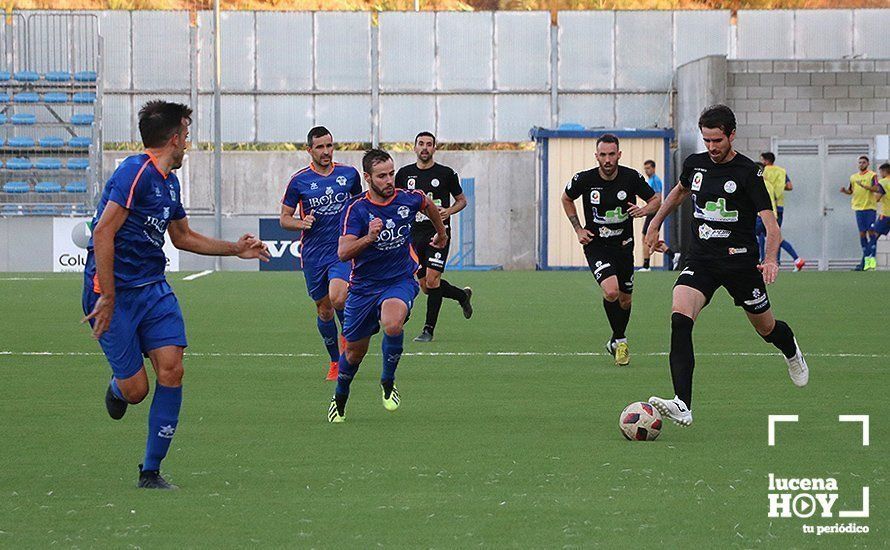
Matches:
[167,218,271,261]
[423,198,449,249]
[757,209,781,284]
[645,184,689,253]
[560,191,594,245]
[82,201,129,338]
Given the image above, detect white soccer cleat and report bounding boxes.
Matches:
[648,395,693,427]
[785,337,809,387]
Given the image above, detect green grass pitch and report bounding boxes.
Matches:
[0,271,885,547]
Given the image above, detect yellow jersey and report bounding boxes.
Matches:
[878,177,890,217]
[762,165,787,210]
[849,170,878,211]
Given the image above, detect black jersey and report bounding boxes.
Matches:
[678,152,773,264]
[564,165,655,250]
[394,162,463,232]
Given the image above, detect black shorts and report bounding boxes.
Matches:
[583,244,634,294]
[413,229,451,276]
[642,214,655,236]
[674,259,770,314]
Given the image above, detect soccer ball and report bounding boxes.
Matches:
[619,401,663,441]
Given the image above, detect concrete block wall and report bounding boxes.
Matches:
[726,59,890,158]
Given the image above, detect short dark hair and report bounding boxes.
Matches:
[643,159,656,168]
[596,133,619,149]
[859,155,870,162]
[415,131,436,145]
[362,148,392,175]
[879,162,890,172]
[698,104,736,136]
[138,100,192,148]
[307,126,332,147]
[761,152,776,164]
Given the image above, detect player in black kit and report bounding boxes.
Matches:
[644,105,809,427]
[395,132,473,343]
[561,134,662,366]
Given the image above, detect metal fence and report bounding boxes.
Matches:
[79,8,890,143]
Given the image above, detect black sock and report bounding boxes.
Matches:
[439,279,467,302]
[603,298,626,340]
[620,303,632,336]
[643,259,650,268]
[425,286,444,331]
[670,312,695,408]
[381,379,394,397]
[762,320,797,359]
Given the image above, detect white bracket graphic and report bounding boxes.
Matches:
[839,487,870,518]
[768,415,799,446]
[838,415,870,446]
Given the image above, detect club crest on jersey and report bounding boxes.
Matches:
[692,171,704,191]
[431,178,440,188]
[590,190,601,204]
[724,180,737,193]
[617,190,627,200]
[407,178,416,190]
[337,175,348,186]
[398,205,410,219]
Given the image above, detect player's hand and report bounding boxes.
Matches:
[644,225,668,253]
[301,210,316,231]
[82,295,114,339]
[368,218,383,241]
[437,207,451,220]
[430,232,448,249]
[575,227,594,245]
[758,261,779,285]
[627,202,646,218]
[236,233,271,262]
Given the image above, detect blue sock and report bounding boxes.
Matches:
[336,353,360,397]
[109,378,125,401]
[335,308,345,327]
[868,234,879,257]
[381,332,404,383]
[757,232,766,262]
[860,235,869,256]
[142,383,182,472]
[780,240,798,261]
[317,317,339,362]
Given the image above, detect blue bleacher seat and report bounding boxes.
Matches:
[0,138,5,146]
[2,204,23,215]
[3,181,30,193]
[14,92,39,103]
[0,113,6,125]
[12,113,36,125]
[0,71,10,82]
[67,158,90,170]
[43,92,68,104]
[14,70,39,82]
[8,137,36,148]
[32,204,57,215]
[39,137,65,148]
[6,158,33,170]
[35,181,62,193]
[37,158,63,170]
[71,113,94,126]
[68,136,91,148]
[74,71,97,82]
[65,181,87,193]
[72,92,96,104]
[46,71,71,82]
[0,92,9,103]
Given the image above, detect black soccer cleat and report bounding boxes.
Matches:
[137,464,178,490]
[460,287,474,319]
[105,385,128,420]
[413,326,434,343]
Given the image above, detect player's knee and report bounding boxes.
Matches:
[123,384,149,404]
[381,318,404,337]
[602,287,620,302]
[345,347,366,365]
[157,363,184,387]
[329,295,346,312]
[316,303,335,322]
[618,293,632,309]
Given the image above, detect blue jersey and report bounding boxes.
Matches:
[647,173,664,194]
[85,153,186,292]
[342,189,429,294]
[282,163,362,267]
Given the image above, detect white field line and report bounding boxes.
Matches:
[0,277,49,281]
[182,270,214,281]
[0,350,887,359]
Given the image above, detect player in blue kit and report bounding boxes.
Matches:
[82,101,270,489]
[281,127,363,381]
[327,149,448,423]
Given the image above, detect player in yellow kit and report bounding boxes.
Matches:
[866,163,890,260]
[759,153,805,271]
[840,155,878,271]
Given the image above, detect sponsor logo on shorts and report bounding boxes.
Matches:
[680,269,695,277]
[698,223,731,240]
[593,262,611,275]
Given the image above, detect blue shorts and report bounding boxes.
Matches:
[342,278,419,342]
[755,217,766,236]
[855,209,877,232]
[303,257,351,302]
[82,280,188,380]
[873,215,890,236]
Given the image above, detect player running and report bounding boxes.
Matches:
[840,155,879,271]
[280,127,363,380]
[640,159,677,271]
[866,162,890,255]
[561,134,661,366]
[328,149,448,423]
[644,105,808,426]
[757,152,805,271]
[82,101,270,488]
[395,132,473,343]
